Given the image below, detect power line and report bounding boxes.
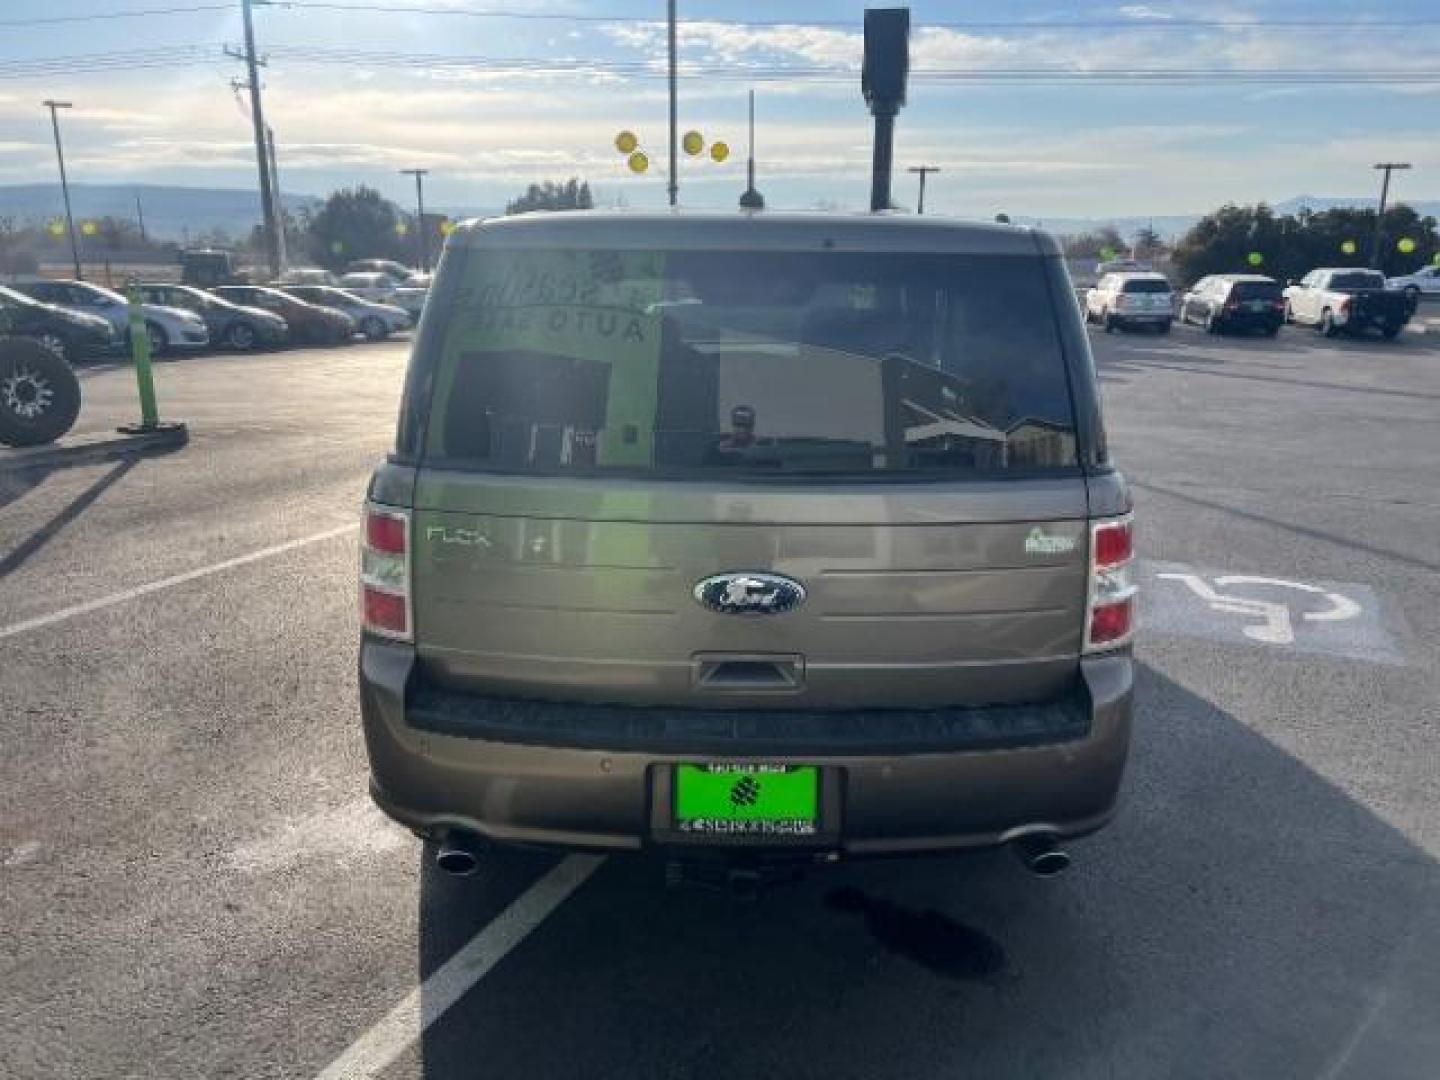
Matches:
[5,3,1440,31]
[9,44,1440,85]
[0,4,233,27]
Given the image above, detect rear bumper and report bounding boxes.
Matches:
[1218,311,1283,331]
[1113,312,1171,328]
[359,640,1133,857]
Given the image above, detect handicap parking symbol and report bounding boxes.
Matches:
[1142,562,1402,665]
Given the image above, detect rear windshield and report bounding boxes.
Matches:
[1120,278,1170,294]
[421,248,1079,477]
[1231,281,1282,300]
[1329,271,1385,290]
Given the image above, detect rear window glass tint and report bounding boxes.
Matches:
[421,248,1079,478]
[1231,281,1282,300]
[1120,279,1170,294]
[1330,272,1385,290]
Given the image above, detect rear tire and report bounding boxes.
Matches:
[361,316,388,342]
[1103,312,1116,333]
[1380,324,1403,341]
[1204,312,1219,334]
[1263,325,1280,337]
[225,322,257,350]
[1157,321,1172,335]
[0,338,82,447]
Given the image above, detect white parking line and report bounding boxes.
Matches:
[0,523,357,643]
[314,853,605,1080]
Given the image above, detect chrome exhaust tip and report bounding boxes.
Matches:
[434,832,484,877]
[1011,833,1071,877]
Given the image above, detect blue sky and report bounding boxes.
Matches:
[2,0,1438,218]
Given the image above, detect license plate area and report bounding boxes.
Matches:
[650,763,840,847]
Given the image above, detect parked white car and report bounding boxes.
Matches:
[1085,272,1174,333]
[10,279,210,354]
[1387,264,1440,299]
[338,271,428,322]
[276,266,338,287]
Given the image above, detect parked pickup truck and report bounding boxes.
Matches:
[1283,268,1416,339]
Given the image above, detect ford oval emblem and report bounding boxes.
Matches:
[694,572,806,616]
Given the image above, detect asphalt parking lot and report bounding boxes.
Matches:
[3,323,1439,1079]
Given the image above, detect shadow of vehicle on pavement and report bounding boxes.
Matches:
[414,663,1438,1079]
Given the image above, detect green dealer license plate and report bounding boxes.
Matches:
[673,764,820,837]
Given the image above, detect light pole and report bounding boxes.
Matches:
[400,168,430,272]
[1371,162,1411,269]
[667,0,678,207]
[907,165,940,215]
[739,89,764,210]
[42,100,82,279]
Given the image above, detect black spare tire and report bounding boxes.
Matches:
[0,337,82,447]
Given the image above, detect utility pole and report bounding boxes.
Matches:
[739,89,764,210]
[42,100,82,279]
[135,191,148,244]
[1370,162,1411,269]
[400,169,430,271]
[230,0,280,279]
[907,165,940,214]
[667,0,678,207]
[266,125,287,270]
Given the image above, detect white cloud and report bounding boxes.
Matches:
[1117,5,1177,20]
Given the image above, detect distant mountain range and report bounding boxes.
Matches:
[0,183,323,241]
[1,183,1436,242]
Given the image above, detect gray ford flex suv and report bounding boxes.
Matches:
[359,211,1135,876]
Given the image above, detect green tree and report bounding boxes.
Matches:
[1132,226,1164,260]
[1063,225,1126,260]
[505,178,594,215]
[307,186,409,270]
[1172,203,1440,285]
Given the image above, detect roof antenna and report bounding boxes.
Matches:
[740,89,764,210]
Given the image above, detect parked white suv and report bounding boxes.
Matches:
[1085,272,1174,334]
[338,271,428,321]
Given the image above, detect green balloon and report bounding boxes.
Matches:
[1099,247,1116,262]
[1247,251,1264,266]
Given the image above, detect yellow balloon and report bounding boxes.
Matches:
[395,222,409,236]
[1397,237,1417,254]
[627,150,649,174]
[682,130,704,156]
[1340,239,1358,256]
[710,141,730,163]
[81,220,98,236]
[615,130,638,154]
[47,220,65,237]
[440,219,456,236]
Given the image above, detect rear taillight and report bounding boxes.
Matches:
[1085,515,1136,652]
[1340,299,1352,315]
[361,504,411,640]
